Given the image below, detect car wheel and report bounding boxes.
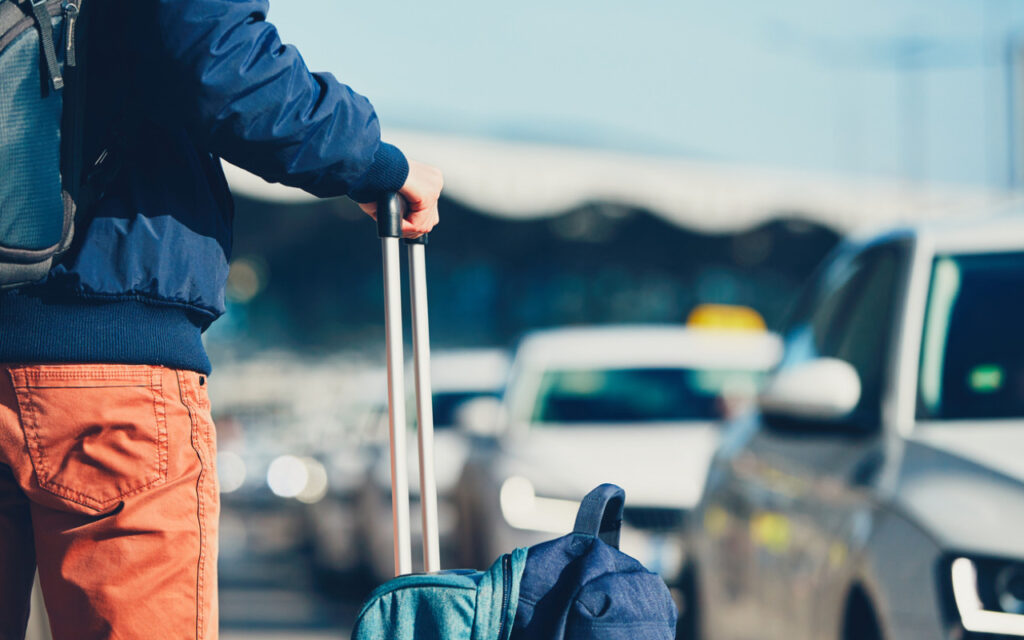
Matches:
[676,564,701,640]
[454,484,483,569]
[842,585,883,640]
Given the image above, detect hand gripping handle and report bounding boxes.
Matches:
[376,192,429,245]
[573,483,626,549]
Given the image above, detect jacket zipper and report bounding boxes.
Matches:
[496,554,513,640]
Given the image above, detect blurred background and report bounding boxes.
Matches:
[32,1,1024,638]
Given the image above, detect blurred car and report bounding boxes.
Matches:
[214,408,325,558]
[684,216,1024,640]
[353,349,511,582]
[454,322,782,585]
[207,358,365,562]
[301,365,395,583]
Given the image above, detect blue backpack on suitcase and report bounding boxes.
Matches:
[351,484,677,640]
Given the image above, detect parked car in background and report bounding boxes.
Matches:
[214,401,330,559]
[207,357,368,564]
[454,319,782,587]
[684,216,1024,640]
[354,349,511,582]
[304,367,391,583]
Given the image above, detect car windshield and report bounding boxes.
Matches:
[432,391,499,429]
[918,251,1024,420]
[530,367,760,424]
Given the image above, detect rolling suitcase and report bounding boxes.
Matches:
[352,193,526,640]
[351,193,677,640]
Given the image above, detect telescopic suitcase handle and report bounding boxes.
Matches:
[377,193,441,577]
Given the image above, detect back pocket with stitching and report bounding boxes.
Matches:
[10,366,169,512]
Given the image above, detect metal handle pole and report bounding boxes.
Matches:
[378,195,412,577]
[407,235,441,572]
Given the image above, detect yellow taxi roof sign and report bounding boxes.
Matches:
[687,304,767,332]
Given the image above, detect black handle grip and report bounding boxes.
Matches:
[377,192,429,243]
[573,483,626,549]
[376,192,406,239]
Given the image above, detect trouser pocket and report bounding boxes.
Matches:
[9,365,169,513]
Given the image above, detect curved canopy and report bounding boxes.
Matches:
[223,129,1022,235]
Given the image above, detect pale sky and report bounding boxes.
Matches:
[268,1,1024,188]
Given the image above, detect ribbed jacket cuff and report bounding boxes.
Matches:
[347,142,410,203]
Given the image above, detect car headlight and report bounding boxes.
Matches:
[951,557,1024,636]
[266,455,329,504]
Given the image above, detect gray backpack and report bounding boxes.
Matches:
[0,0,85,288]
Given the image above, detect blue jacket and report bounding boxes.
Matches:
[0,0,409,374]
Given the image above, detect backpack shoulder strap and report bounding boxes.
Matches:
[26,0,62,88]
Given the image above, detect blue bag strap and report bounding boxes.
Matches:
[572,484,625,549]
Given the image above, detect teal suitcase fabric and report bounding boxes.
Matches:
[352,547,528,640]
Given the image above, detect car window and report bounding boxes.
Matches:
[810,266,862,358]
[777,244,902,426]
[776,245,856,342]
[432,391,500,428]
[918,251,1024,420]
[529,367,763,424]
[831,247,901,424]
[778,250,866,368]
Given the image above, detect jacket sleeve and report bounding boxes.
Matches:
[128,0,408,200]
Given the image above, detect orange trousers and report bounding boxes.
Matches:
[0,365,219,640]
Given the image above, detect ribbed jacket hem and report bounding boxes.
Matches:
[0,294,211,374]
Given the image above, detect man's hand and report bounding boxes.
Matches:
[360,159,443,238]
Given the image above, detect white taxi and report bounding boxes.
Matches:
[454,317,781,584]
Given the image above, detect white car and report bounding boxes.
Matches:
[454,324,782,584]
[686,214,1024,640]
[356,349,511,581]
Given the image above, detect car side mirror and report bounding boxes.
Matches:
[454,396,506,438]
[758,358,861,422]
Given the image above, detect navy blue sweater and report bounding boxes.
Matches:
[0,0,409,373]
